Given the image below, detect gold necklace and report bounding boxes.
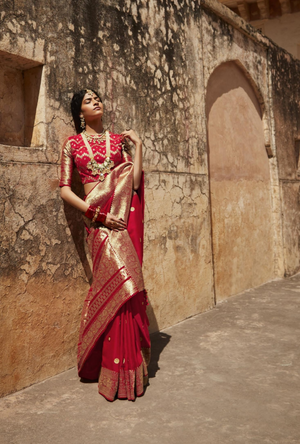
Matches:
[82,129,106,143]
[81,130,114,180]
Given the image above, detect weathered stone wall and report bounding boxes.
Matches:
[0,0,299,397]
[269,49,300,276]
[0,0,214,397]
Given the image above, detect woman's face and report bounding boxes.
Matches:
[80,91,103,123]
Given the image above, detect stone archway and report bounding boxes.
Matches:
[206,61,275,302]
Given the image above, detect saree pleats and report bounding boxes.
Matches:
[98,290,150,401]
[77,164,150,401]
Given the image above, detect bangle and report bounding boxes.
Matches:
[84,206,95,220]
[92,207,100,223]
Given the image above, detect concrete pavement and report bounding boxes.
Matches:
[1,274,300,444]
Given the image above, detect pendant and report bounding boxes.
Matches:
[87,156,114,180]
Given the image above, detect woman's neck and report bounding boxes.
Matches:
[85,121,104,135]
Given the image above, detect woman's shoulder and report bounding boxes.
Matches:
[67,134,83,143]
[61,134,83,157]
[65,134,83,149]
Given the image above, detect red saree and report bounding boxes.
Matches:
[77,159,150,401]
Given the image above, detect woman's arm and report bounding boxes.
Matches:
[59,141,89,212]
[60,186,127,231]
[60,186,89,213]
[121,129,143,190]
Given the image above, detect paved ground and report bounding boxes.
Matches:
[1,275,300,444]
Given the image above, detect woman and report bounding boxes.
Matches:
[60,88,150,401]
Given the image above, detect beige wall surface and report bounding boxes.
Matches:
[269,48,300,274]
[252,12,300,59]
[0,0,299,397]
[207,62,275,301]
[201,5,286,281]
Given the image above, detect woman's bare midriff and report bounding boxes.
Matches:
[84,181,99,195]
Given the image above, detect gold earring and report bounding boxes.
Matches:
[80,116,85,130]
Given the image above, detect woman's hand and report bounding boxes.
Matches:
[103,213,127,231]
[121,129,142,146]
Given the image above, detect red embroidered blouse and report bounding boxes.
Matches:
[59,132,127,187]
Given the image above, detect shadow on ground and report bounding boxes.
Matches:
[148,331,171,379]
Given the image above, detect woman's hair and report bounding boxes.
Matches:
[70,88,102,134]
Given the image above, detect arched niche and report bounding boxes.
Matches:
[206,61,275,302]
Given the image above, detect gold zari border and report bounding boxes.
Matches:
[77,161,145,373]
[98,358,149,401]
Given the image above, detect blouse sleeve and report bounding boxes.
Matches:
[59,139,73,187]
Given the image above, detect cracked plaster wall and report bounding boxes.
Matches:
[0,0,299,397]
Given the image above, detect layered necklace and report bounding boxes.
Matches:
[81,130,114,180]
[82,129,106,143]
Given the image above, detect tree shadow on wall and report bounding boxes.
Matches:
[147,300,171,379]
[63,170,93,285]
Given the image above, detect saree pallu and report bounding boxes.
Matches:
[77,160,151,401]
